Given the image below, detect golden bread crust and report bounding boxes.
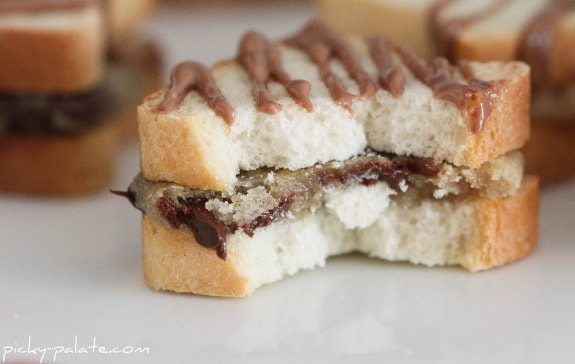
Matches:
[464,175,539,271]
[462,62,530,168]
[142,214,250,297]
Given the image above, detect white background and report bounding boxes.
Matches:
[1,1,575,363]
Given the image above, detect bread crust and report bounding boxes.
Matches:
[0,5,104,93]
[141,176,539,297]
[0,121,119,196]
[465,175,539,271]
[142,214,250,297]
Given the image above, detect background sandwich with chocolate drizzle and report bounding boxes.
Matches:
[316,0,575,185]
[0,0,161,195]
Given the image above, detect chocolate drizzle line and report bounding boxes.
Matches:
[518,0,575,89]
[285,20,377,112]
[238,31,313,114]
[367,35,405,98]
[155,61,235,125]
[397,46,500,133]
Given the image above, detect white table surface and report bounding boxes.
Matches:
[2,1,575,363]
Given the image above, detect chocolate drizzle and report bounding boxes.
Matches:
[397,46,500,133]
[238,31,313,114]
[285,20,377,112]
[368,35,405,97]
[155,61,235,125]
[156,20,504,133]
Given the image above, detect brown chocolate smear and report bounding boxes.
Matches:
[0,86,110,135]
[156,196,233,260]
[285,20,377,112]
[238,31,313,114]
[242,195,294,237]
[430,0,513,61]
[397,46,500,133]
[368,35,405,97]
[155,61,235,125]
[518,0,575,90]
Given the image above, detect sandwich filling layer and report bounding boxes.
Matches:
[126,151,524,260]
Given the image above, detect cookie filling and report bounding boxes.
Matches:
[123,150,524,260]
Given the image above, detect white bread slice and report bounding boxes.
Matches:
[140,176,539,297]
[0,1,105,93]
[139,36,530,191]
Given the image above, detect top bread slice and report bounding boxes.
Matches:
[315,0,575,89]
[139,22,530,192]
[0,0,105,93]
[0,0,157,94]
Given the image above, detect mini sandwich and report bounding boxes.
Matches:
[0,0,161,195]
[316,0,575,184]
[124,20,538,297]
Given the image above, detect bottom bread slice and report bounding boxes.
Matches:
[0,121,120,196]
[141,176,539,297]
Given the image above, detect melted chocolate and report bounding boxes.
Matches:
[397,46,500,133]
[157,196,234,260]
[285,20,377,112]
[242,195,294,237]
[0,87,109,135]
[155,61,235,125]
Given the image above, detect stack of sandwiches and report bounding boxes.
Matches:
[125,20,539,297]
[0,0,160,195]
[316,0,575,184]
